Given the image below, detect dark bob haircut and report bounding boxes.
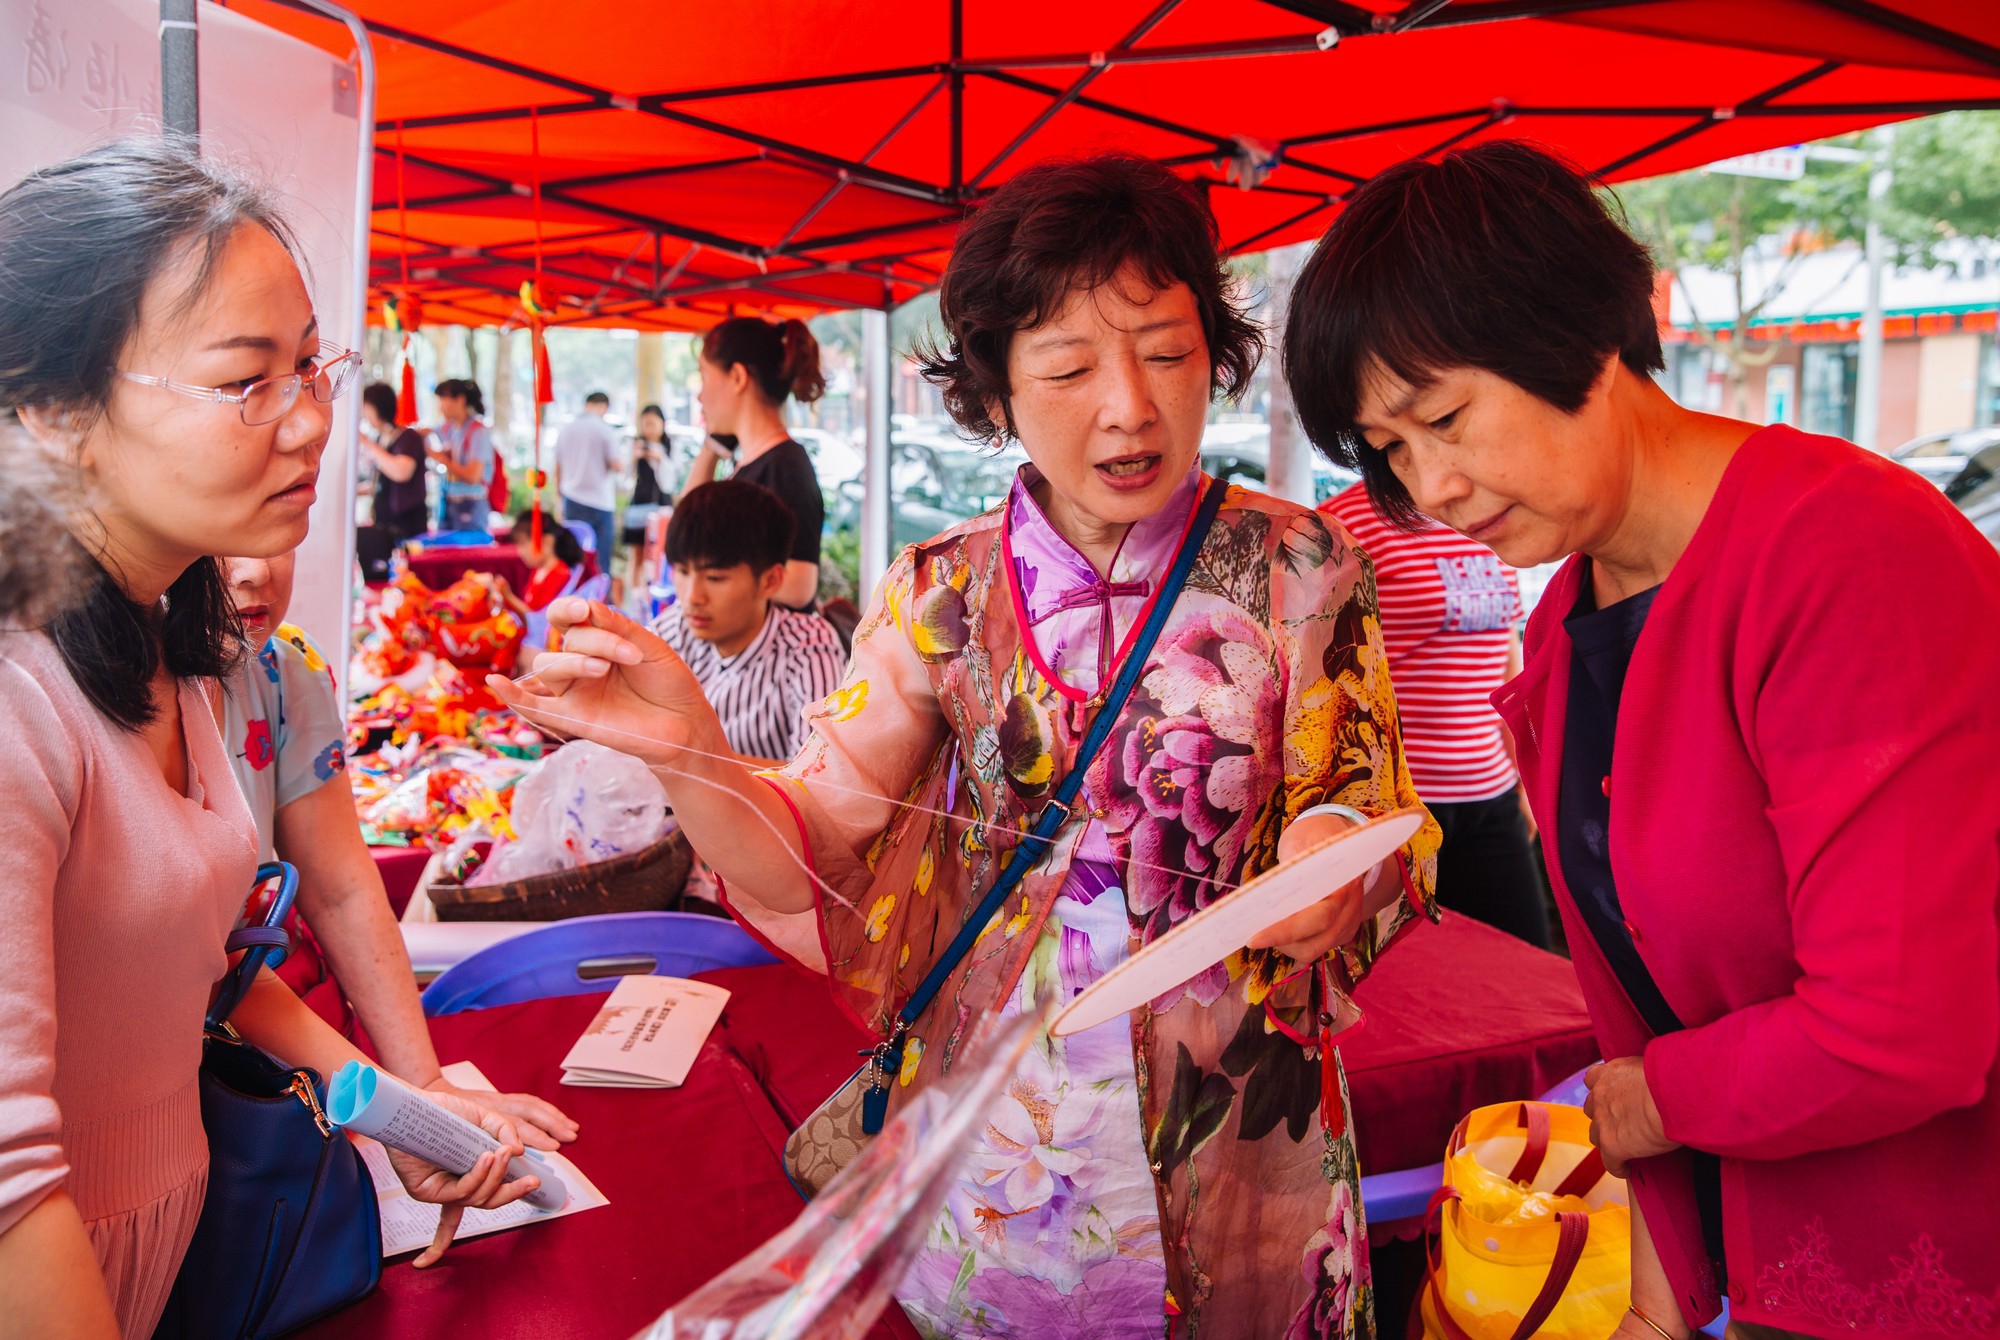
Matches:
[509,510,585,567]
[1284,140,1663,528]
[361,379,400,425]
[666,480,795,575]
[917,152,1261,443]
[0,137,297,729]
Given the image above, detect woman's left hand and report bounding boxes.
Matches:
[384,1089,542,1267]
[425,1077,579,1151]
[1583,1057,1680,1176]
[1248,812,1371,960]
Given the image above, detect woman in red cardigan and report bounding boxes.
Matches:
[1284,140,2000,1340]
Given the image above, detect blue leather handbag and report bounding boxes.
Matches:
[153,863,381,1339]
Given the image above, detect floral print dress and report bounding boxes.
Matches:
[722,467,1441,1339]
[219,623,348,861]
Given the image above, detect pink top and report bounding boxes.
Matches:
[1003,461,1203,701]
[1321,486,1524,802]
[1495,427,2000,1337]
[0,630,257,1338]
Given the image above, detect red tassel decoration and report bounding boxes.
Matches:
[396,335,418,425]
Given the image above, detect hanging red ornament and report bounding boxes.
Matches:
[396,334,419,424]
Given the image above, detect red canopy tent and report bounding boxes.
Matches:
[238,0,2000,331]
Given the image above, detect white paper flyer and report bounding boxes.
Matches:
[559,974,730,1088]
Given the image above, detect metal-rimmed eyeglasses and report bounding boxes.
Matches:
[118,339,363,426]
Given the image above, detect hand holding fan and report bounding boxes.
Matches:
[1051,808,1424,1037]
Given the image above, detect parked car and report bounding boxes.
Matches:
[831,436,1029,550]
[1198,422,1359,503]
[790,425,865,503]
[1891,427,2000,491]
[1943,434,2000,504]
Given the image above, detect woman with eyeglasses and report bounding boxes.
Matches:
[0,139,542,1340]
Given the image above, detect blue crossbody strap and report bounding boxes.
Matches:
[860,475,1229,1132]
[207,862,299,1030]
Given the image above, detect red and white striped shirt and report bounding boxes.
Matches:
[1322,485,1523,803]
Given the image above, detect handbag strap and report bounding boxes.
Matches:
[1507,1102,1551,1183]
[1513,1211,1591,1338]
[860,475,1230,1134]
[207,862,299,1029]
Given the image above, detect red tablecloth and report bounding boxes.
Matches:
[406,543,599,595]
[707,915,1598,1180]
[1344,913,1598,1173]
[299,993,918,1340]
[405,544,532,594]
[371,846,432,920]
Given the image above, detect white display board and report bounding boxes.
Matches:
[0,0,366,690]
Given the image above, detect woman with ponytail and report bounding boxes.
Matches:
[686,316,826,610]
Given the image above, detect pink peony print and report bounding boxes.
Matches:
[965,1254,1167,1339]
[1103,612,1282,1007]
[1286,1180,1361,1340]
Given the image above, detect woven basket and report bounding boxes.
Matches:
[429,829,694,922]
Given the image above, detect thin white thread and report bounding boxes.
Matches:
[496,677,1246,901]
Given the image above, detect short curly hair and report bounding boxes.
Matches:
[917,152,1261,443]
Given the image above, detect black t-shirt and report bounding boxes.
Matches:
[1557,575,1672,1031]
[1557,565,1727,1281]
[731,439,823,566]
[376,427,430,535]
[631,440,665,507]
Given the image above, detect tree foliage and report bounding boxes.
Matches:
[1605,111,2000,410]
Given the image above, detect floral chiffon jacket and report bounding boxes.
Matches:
[724,475,1441,1338]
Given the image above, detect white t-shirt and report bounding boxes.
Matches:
[553,413,624,511]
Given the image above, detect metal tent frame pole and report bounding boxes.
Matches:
[861,304,895,603]
[281,0,377,701]
[160,0,199,134]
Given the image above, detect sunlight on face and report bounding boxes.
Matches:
[1002,265,1212,539]
[1352,358,1626,568]
[223,549,297,641]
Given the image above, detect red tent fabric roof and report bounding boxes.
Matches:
[241,0,2000,329]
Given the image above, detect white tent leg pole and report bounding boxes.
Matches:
[861,306,893,604]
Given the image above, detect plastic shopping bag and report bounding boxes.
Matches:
[470,740,668,886]
[1415,1101,1631,1340]
[631,1009,1043,1340]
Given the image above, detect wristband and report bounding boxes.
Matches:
[1293,802,1371,828]
[1625,1305,1681,1340]
[1290,803,1389,886]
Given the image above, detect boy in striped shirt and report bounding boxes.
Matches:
[648,480,847,766]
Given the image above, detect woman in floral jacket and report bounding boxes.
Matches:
[494,153,1439,1339]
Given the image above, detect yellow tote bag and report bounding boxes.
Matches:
[1414,1101,1631,1340]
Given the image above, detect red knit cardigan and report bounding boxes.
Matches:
[1494,426,2000,1337]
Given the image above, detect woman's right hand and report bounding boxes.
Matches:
[486,597,724,771]
[385,1089,540,1268]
